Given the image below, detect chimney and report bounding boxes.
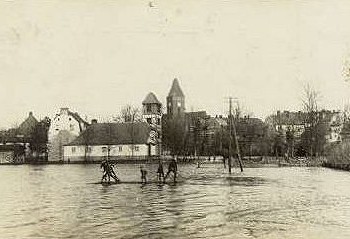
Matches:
[91,119,98,124]
[29,111,33,117]
[60,107,69,115]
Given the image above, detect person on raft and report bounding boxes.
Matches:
[165,157,178,182]
[140,165,148,183]
[157,160,165,183]
[101,160,120,183]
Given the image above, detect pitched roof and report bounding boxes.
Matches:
[66,122,151,146]
[68,111,89,126]
[142,92,161,105]
[17,112,39,137]
[168,78,184,97]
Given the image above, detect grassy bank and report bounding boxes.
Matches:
[323,141,350,171]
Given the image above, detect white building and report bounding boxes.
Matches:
[63,122,156,162]
[48,108,89,161]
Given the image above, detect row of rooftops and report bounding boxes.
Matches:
[271,110,343,126]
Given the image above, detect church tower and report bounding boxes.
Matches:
[142,92,162,155]
[166,78,185,117]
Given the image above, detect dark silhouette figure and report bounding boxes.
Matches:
[140,165,147,183]
[157,161,165,182]
[101,160,120,183]
[165,158,178,182]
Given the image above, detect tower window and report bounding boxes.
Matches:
[147,105,152,113]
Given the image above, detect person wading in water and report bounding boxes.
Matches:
[165,157,178,183]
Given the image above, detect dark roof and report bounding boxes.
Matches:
[17,112,39,137]
[274,111,307,125]
[185,111,208,120]
[142,92,161,105]
[168,78,184,97]
[66,122,151,146]
[68,111,89,126]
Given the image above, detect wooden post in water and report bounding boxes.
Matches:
[228,99,233,173]
[231,113,243,172]
[228,97,244,173]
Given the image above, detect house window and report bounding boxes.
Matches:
[102,147,107,153]
[118,146,122,152]
[70,124,74,131]
[134,146,139,151]
[71,147,76,153]
[87,147,92,153]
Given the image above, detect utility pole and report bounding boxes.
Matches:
[227,97,244,173]
[228,99,233,173]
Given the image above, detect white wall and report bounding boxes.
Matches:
[64,144,154,160]
[48,109,85,141]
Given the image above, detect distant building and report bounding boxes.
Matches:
[267,111,307,139]
[48,108,89,161]
[17,112,39,138]
[318,110,342,143]
[63,122,156,162]
[235,117,269,156]
[0,112,41,163]
[142,92,162,155]
[166,78,185,117]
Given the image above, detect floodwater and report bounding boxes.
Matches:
[1,164,350,239]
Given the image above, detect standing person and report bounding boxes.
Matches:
[101,160,119,183]
[108,162,120,182]
[165,157,178,183]
[100,159,110,182]
[140,165,148,183]
[157,160,165,182]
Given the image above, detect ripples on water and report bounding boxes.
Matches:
[1,164,350,238]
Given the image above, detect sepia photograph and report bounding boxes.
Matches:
[1,0,350,238]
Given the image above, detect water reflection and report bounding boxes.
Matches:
[1,165,350,238]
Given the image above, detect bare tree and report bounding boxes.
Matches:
[115,105,142,123]
[301,84,322,157]
[115,105,142,158]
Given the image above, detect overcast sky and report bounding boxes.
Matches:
[1,0,350,128]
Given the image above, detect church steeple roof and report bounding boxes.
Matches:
[168,78,184,97]
[142,92,161,104]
